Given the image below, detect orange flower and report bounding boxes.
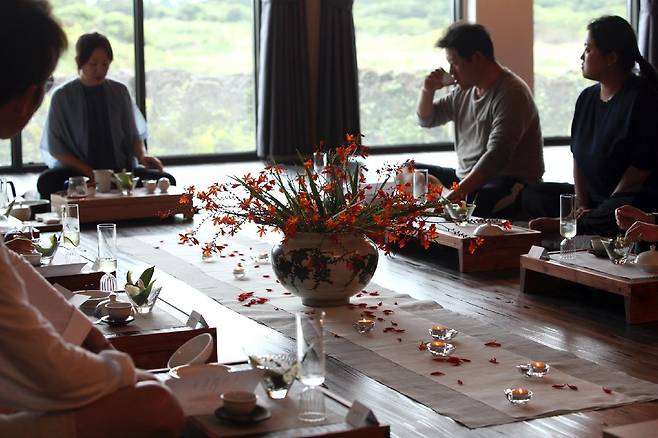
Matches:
[183,132,474,255]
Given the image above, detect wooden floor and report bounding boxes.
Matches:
[16,156,657,437]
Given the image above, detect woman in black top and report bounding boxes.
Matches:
[526,16,658,236]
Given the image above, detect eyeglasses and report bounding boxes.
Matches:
[44,76,54,92]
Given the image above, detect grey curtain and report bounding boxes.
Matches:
[316,0,360,148]
[257,0,311,160]
[639,0,658,67]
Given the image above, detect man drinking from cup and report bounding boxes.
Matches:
[416,23,545,218]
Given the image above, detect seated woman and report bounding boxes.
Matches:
[525,16,658,237]
[37,32,175,199]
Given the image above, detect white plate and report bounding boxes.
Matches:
[169,363,229,379]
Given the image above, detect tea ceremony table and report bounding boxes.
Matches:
[520,250,658,324]
[37,248,104,291]
[186,374,389,438]
[419,219,542,272]
[50,186,193,224]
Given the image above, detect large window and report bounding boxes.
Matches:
[144,0,256,157]
[354,0,454,147]
[22,0,135,165]
[534,0,628,138]
[0,140,9,167]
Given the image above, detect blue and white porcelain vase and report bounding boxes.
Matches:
[271,233,378,307]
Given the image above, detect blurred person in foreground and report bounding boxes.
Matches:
[416,22,544,218]
[0,1,184,436]
[37,32,175,199]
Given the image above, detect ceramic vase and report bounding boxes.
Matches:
[271,233,378,307]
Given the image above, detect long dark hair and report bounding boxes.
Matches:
[587,15,658,90]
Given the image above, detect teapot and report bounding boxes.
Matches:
[634,245,658,274]
[66,176,89,198]
[0,178,16,213]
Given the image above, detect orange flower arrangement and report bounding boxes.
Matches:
[180,134,478,255]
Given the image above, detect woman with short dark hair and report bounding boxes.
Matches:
[37,32,175,199]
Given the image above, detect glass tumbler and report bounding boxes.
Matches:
[97,223,118,291]
[559,194,577,259]
[296,311,326,422]
[413,169,429,202]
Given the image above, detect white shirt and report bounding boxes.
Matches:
[0,241,136,412]
[10,248,91,345]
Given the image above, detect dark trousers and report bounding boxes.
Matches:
[37,167,176,200]
[417,163,521,218]
[521,182,658,236]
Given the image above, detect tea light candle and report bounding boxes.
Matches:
[426,340,455,357]
[429,325,458,341]
[233,265,247,280]
[531,361,546,370]
[353,318,375,334]
[256,252,270,264]
[505,387,533,405]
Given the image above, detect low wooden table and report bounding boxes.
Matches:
[37,251,104,290]
[95,296,217,369]
[520,253,658,324]
[51,187,193,224]
[427,221,542,272]
[187,383,389,438]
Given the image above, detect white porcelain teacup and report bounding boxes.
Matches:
[157,177,170,193]
[144,180,157,194]
[105,302,133,320]
[93,169,114,193]
[220,391,256,416]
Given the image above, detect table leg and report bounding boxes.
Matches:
[520,267,565,295]
[624,288,658,324]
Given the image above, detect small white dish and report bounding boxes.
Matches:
[167,333,214,369]
[168,363,228,379]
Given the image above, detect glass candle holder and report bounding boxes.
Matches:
[426,340,455,357]
[429,325,458,341]
[253,251,270,264]
[353,318,375,334]
[504,388,533,405]
[233,265,247,280]
[517,361,550,378]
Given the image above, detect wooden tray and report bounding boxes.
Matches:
[520,253,658,324]
[51,187,193,224]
